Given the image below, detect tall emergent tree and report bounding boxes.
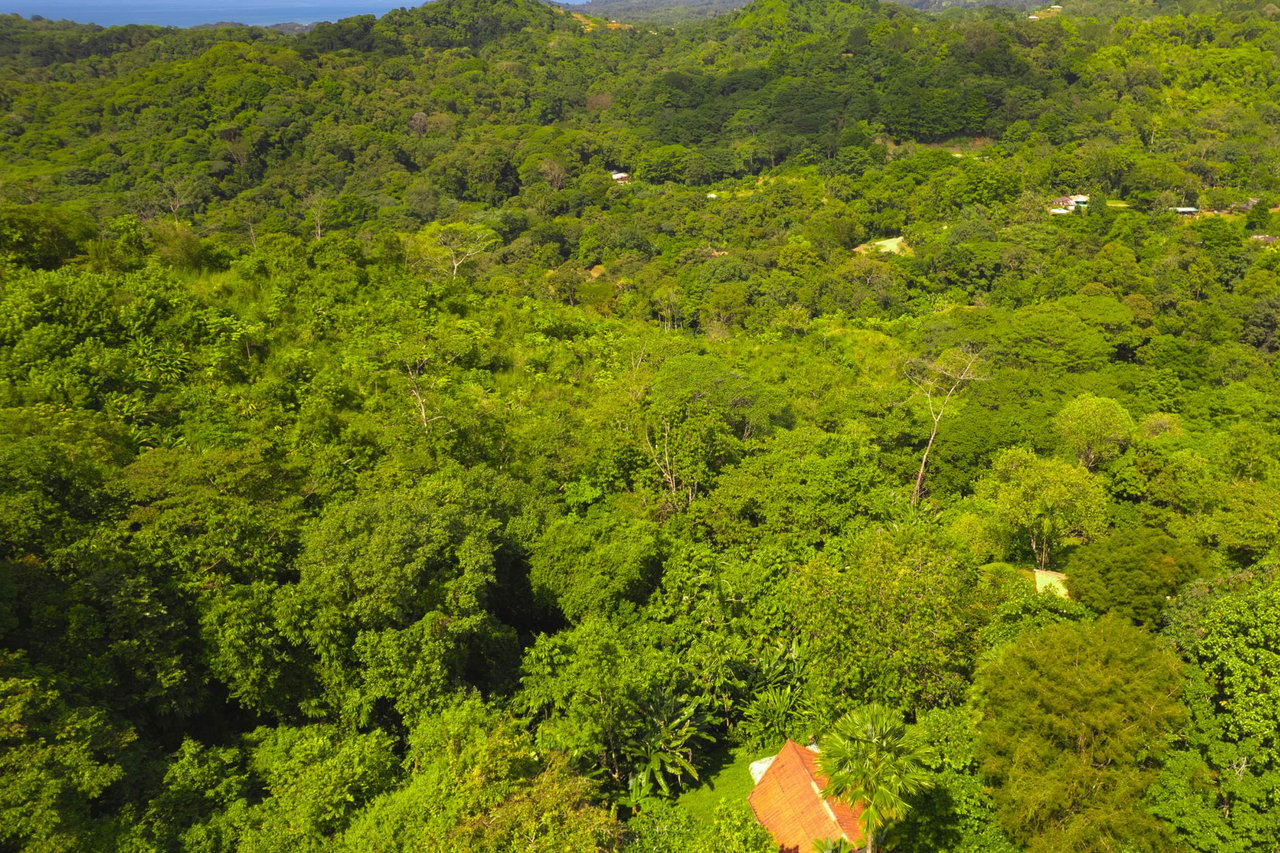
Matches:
[407,222,501,279]
[907,347,983,506]
[818,704,935,853]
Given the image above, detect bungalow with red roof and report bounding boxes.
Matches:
[748,740,865,853]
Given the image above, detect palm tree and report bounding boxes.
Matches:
[812,839,852,853]
[817,704,935,853]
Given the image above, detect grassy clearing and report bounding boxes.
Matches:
[676,746,762,823]
[908,136,995,157]
[855,235,911,255]
[1033,569,1070,597]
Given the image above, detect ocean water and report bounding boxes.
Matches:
[4,1,432,27]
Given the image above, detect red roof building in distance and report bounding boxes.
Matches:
[748,740,866,852]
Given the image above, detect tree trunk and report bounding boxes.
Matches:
[911,420,940,506]
[1031,529,1050,571]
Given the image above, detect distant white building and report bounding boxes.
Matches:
[1049,194,1088,215]
[610,171,630,184]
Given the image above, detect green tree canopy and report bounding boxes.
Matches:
[976,447,1109,570]
[1065,528,1207,625]
[973,615,1184,853]
[1054,393,1136,470]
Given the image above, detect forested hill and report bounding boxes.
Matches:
[556,0,749,25]
[559,0,1272,21]
[3,0,1280,850]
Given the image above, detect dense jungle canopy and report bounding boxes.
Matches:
[3,0,1280,849]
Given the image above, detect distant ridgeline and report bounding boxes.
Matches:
[553,0,749,25]
[1,0,1278,254]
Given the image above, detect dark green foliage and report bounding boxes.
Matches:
[1066,528,1208,624]
[895,708,1018,853]
[134,725,396,852]
[530,504,665,621]
[0,204,94,269]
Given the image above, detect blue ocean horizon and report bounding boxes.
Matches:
[2,0,588,28]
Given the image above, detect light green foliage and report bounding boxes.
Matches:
[340,696,620,852]
[138,739,251,853]
[636,396,743,511]
[624,800,772,853]
[529,504,665,621]
[285,466,511,723]
[673,747,758,823]
[406,221,502,280]
[200,580,310,719]
[693,426,891,550]
[519,617,712,794]
[0,652,133,853]
[238,726,397,852]
[137,726,396,853]
[1054,393,1135,469]
[648,354,789,443]
[1153,573,1280,852]
[974,616,1185,853]
[973,563,1091,652]
[792,529,1011,715]
[627,353,788,511]
[3,1,1280,849]
[976,447,1109,570]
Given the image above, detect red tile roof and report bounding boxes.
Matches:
[748,740,865,852]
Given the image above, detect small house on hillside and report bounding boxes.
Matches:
[610,171,631,184]
[1230,198,1261,213]
[749,740,864,853]
[1049,194,1089,215]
